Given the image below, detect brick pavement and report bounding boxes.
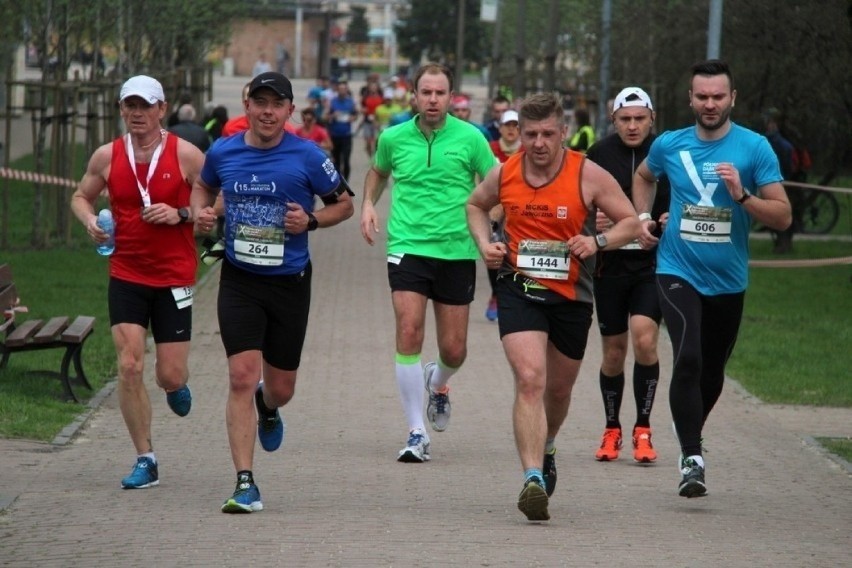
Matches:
[0,74,850,567]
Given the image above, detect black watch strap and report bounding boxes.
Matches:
[307,213,318,231]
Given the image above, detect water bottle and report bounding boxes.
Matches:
[96,208,115,256]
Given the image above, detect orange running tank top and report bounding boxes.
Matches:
[500,149,595,302]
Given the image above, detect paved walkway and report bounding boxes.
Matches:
[0,75,850,567]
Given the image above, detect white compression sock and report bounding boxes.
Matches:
[428,358,459,392]
[396,357,426,432]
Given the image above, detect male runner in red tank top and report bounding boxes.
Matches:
[71,75,205,491]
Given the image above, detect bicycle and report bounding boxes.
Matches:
[752,176,841,236]
[790,186,840,235]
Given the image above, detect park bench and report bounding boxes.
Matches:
[0,263,96,402]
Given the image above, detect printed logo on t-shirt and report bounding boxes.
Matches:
[521,203,555,218]
[679,151,718,206]
[234,176,277,194]
[322,158,336,179]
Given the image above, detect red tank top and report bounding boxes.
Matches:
[500,149,595,302]
[107,133,196,287]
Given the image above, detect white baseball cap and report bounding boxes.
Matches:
[119,75,165,104]
[612,87,653,113]
[500,110,519,124]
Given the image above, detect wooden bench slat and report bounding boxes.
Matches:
[6,319,44,348]
[0,263,97,402]
[33,316,70,344]
[61,316,95,343]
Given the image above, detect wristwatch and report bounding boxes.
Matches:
[177,207,190,223]
[595,233,608,250]
[306,212,319,231]
[737,188,752,204]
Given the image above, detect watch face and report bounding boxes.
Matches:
[178,208,189,221]
[596,234,607,248]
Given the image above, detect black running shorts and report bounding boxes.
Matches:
[387,253,475,305]
[495,275,593,360]
[594,270,662,336]
[108,277,192,343]
[217,260,312,371]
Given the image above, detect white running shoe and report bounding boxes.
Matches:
[397,428,431,463]
[424,362,451,432]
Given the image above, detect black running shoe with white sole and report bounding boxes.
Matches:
[542,450,557,497]
[678,458,707,498]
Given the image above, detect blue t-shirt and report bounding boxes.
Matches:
[328,96,357,138]
[201,133,340,275]
[646,122,782,295]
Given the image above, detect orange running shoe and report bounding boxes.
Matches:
[632,426,657,463]
[595,427,622,461]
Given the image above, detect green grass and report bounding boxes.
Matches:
[0,246,213,441]
[0,147,93,249]
[0,150,213,441]
[815,437,852,463]
[0,248,113,439]
[727,238,852,406]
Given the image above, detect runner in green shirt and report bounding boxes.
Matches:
[360,62,496,463]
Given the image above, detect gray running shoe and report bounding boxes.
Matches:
[424,362,451,432]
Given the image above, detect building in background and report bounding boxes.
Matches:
[226,1,410,79]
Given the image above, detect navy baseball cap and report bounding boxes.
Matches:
[248,72,294,100]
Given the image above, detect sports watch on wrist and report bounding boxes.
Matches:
[306,212,319,231]
[177,207,190,223]
[595,233,608,250]
[737,188,752,204]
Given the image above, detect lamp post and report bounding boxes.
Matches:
[707,0,723,58]
[455,0,465,92]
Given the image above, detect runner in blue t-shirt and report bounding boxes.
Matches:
[191,72,354,514]
[327,80,358,181]
[632,60,791,499]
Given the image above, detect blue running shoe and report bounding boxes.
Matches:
[221,476,263,514]
[485,295,498,322]
[121,457,159,489]
[166,385,192,417]
[255,381,284,452]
